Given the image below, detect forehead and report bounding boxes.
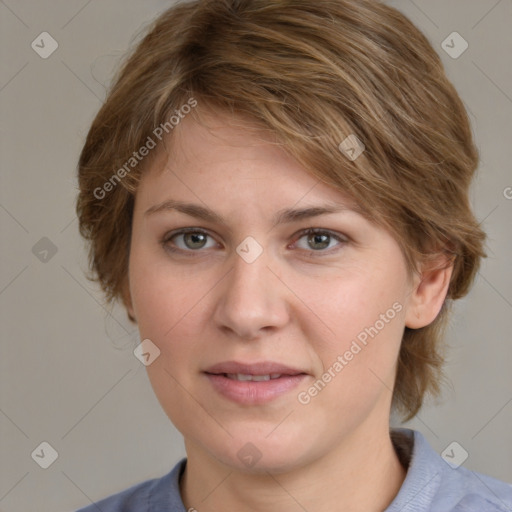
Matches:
[137,107,360,211]
[151,108,283,172]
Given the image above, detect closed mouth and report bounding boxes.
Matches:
[218,373,300,381]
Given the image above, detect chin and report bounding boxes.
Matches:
[206,429,315,475]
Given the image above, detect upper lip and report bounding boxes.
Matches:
[204,361,307,376]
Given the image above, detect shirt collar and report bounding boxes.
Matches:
[386,427,443,512]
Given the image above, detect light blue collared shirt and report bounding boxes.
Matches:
[75,428,512,511]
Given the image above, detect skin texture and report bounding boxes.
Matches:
[125,108,453,512]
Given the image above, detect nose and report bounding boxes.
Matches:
[212,244,290,340]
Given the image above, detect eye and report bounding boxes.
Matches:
[161,227,348,257]
[162,228,218,254]
[293,228,347,254]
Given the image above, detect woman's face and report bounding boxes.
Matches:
[127,109,419,472]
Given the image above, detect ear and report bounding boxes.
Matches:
[405,253,454,329]
[120,279,137,323]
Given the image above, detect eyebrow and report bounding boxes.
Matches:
[144,199,363,229]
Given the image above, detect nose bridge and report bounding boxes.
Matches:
[232,238,269,293]
[213,237,288,338]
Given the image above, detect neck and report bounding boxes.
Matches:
[180,424,407,512]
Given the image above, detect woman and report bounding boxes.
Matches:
[75,0,512,510]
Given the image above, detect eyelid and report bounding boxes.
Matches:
[162,226,212,241]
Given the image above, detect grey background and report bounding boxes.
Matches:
[0,1,511,511]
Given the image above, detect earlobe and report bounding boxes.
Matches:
[125,305,137,323]
[405,255,454,329]
[121,279,137,323]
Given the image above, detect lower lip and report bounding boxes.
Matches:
[204,373,307,405]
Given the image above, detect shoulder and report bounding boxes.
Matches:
[433,466,512,512]
[388,428,512,512]
[434,463,512,512]
[74,458,187,512]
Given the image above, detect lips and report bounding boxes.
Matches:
[203,361,308,405]
[204,361,306,377]
[225,373,283,381]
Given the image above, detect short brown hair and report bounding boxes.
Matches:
[76,0,486,421]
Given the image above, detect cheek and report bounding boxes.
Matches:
[128,250,220,393]
[294,265,406,352]
[298,298,405,431]
[128,255,211,431]
[129,246,207,340]
[293,264,407,405]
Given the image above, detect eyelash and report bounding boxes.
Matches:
[160,227,348,258]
